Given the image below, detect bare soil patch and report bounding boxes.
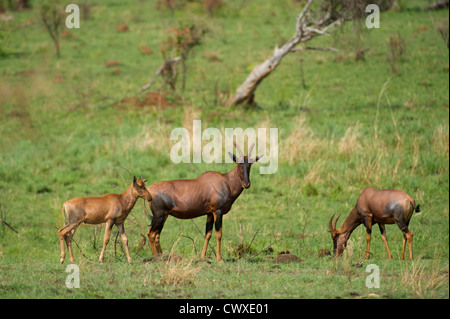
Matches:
[272,252,302,263]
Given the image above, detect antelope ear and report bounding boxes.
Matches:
[331,229,341,236]
[228,152,237,163]
[133,176,137,186]
[254,154,264,162]
[143,179,148,183]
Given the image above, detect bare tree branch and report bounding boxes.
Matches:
[225,0,344,107]
[138,57,181,93]
[290,46,339,53]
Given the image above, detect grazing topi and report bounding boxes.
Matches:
[328,187,420,260]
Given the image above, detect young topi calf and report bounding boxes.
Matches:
[58,176,152,264]
[328,187,421,260]
[146,142,262,261]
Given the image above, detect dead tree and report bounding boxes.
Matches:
[225,0,344,107]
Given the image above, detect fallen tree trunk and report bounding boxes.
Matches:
[225,0,343,107]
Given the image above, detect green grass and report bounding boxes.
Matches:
[0,0,448,299]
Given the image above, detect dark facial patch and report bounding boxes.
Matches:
[332,235,338,255]
[241,156,252,187]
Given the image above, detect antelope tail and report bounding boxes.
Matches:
[415,204,421,213]
[410,201,421,213]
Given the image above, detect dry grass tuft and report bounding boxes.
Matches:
[356,151,382,185]
[156,255,204,287]
[401,259,449,298]
[182,105,202,131]
[338,122,362,154]
[353,137,403,186]
[431,125,449,156]
[123,123,172,154]
[303,160,325,186]
[282,116,327,164]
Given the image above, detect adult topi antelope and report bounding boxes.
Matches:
[329,187,420,260]
[58,176,151,264]
[146,142,262,261]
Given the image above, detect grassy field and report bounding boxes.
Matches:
[0,0,448,299]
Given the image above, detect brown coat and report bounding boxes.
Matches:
[329,187,420,260]
[147,145,261,261]
[58,177,151,263]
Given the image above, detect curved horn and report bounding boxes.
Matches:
[233,141,244,158]
[328,213,336,232]
[333,213,341,231]
[248,142,255,157]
